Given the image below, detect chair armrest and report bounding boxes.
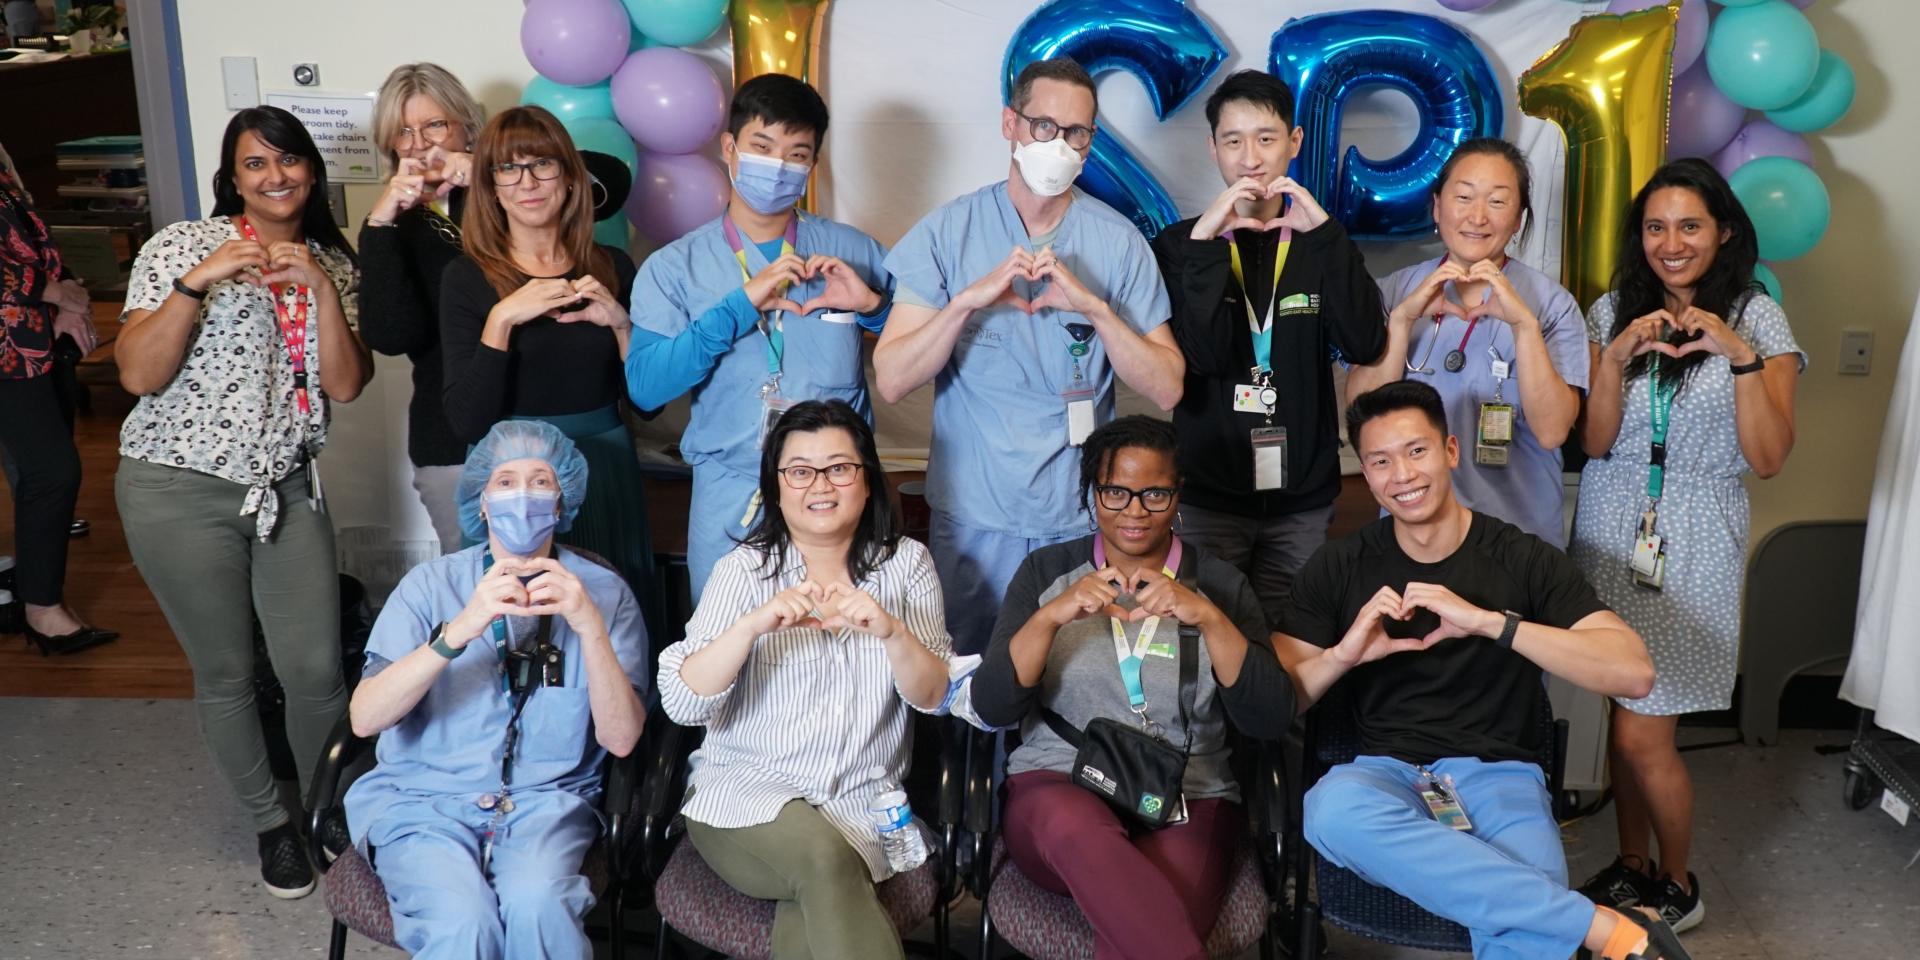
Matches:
[963,727,1002,900]
[636,719,701,881]
[305,712,371,866]
[934,714,967,829]
[602,743,641,881]
[1550,717,1570,802]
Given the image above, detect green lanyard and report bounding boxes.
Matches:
[721,214,799,380]
[1226,228,1292,378]
[1647,360,1678,502]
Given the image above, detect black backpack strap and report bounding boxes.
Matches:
[1176,622,1199,751]
[1041,705,1085,748]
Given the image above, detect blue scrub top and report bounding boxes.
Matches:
[628,212,892,480]
[884,182,1171,538]
[344,545,652,834]
[1378,257,1591,546]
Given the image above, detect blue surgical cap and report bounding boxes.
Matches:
[458,420,590,542]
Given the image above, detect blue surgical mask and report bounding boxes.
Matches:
[732,151,810,215]
[484,489,561,557]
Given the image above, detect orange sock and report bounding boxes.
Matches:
[1598,906,1652,960]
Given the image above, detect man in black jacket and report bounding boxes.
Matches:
[1152,70,1388,627]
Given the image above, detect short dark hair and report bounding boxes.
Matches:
[728,73,830,149]
[1432,137,1534,247]
[211,106,356,264]
[1204,69,1295,132]
[1078,415,1180,516]
[740,400,900,584]
[1345,381,1450,452]
[1010,57,1098,115]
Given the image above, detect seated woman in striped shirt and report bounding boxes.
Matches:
[658,399,952,960]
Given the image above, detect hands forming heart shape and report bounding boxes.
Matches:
[746,253,882,316]
[1192,175,1331,242]
[1610,305,1743,365]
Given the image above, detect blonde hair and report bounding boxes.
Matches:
[372,63,486,174]
[463,106,615,300]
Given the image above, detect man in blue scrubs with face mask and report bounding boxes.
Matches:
[626,74,893,599]
[874,57,1182,655]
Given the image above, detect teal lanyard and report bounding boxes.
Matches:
[1226,228,1292,378]
[722,214,799,382]
[1647,360,1678,502]
[1092,537,1183,709]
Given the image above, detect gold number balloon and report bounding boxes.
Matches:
[1519,1,1680,310]
[731,0,833,209]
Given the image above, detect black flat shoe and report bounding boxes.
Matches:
[24,623,117,656]
[69,519,90,538]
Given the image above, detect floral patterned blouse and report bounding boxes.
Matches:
[0,165,70,380]
[118,216,359,540]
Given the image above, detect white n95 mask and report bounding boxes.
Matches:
[1012,137,1085,197]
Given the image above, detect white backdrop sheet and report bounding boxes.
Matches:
[327,0,1608,589]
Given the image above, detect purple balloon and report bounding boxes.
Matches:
[628,151,728,244]
[1711,119,1814,178]
[521,0,631,86]
[1436,0,1499,11]
[1608,0,1707,74]
[1668,61,1747,159]
[610,48,728,156]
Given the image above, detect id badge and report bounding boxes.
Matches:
[758,388,796,449]
[1251,427,1287,491]
[1419,774,1473,831]
[1632,533,1666,590]
[1477,402,1514,445]
[1232,383,1275,416]
[1064,387,1097,447]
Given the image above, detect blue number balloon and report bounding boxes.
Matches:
[1270,11,1503,240]
[1003,0,1226,237]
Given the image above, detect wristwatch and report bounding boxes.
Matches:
[1495,610,1522,649]
[171,276,208,300]
[427,622,464,660]
[1729,354,1766,376]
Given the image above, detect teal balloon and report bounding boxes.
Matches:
[1706,1,1821,110]
[1728,156,1829,261]
[1712,0,1773,6]
[522,76,616,123]
[565,116,638,174]
[594,216,630,250]
[619,0,727,47]
[1765,49,1856,132]
[1752,262,1783,305]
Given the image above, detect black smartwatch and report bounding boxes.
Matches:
[1495,610,1522,649]
[1729,354,1766,376]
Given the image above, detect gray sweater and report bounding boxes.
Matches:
[971,536,1294,801]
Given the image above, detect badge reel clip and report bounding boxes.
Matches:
[1632,501,1667,591]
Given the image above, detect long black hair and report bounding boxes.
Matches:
[1078,415,1181,517]
[740,399,901,584]
[1609,157,1763,391]
[1432,136,1533,249]
[210,106,356,263]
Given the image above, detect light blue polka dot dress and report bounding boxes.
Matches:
[1569,292,1804,716]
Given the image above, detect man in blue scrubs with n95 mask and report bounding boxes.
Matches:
[874,57,1182,655]
[626,74,893,600]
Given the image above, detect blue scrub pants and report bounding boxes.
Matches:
[1302,755,1595,960]
[369,793,599,960]
[688,461,760,602]
[929,510,1078,656]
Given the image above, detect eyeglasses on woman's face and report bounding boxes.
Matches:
[777,461,864,489]
[491,156,562,187]
[1095,483,1177,514]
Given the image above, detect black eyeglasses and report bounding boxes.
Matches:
[777,462,864,489]
[491,156,563,186]
[1016,111,1096,150]
[1095,484,1178,513]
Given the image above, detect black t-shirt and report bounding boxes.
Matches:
[1279,511,1608,765]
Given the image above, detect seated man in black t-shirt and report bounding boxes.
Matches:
[1273,381,1688,960]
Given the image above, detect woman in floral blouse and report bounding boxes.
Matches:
[0,141,115,654]
[115,106,370,900]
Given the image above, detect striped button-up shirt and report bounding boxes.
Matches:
[658,537,952,880]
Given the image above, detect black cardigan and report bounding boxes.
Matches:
[356,194,467,467]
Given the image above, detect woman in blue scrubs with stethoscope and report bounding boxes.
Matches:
[1345,138,1588,546]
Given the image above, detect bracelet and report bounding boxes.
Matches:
[363,216,396,229]
[171,277,207,300]
[1729,354,1766,376]
[427,622,464,660]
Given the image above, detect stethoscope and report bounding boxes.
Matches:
[1406,318,1443,374]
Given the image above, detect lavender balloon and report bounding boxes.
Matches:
[1668,61,1747,159]
[628,151,728,244]
[611,48,728,156]
[1711,120,1813,178]
[521,0,631,86]
[1608,0,1707,73]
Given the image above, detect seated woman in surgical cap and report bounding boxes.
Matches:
[343,419,650,960]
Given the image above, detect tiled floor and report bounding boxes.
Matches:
[3,698,1916,959]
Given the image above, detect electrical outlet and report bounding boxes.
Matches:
[1839,329,1873,376]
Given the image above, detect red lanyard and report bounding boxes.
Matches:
[235,216,313,417]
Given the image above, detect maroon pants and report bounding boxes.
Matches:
[1002,770,1243,960]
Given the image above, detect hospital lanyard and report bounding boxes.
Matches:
[1092,536,1183,710]
[721,213,800,382]
[481,547,553,691]
[1646,360,1679,504]
[234,216,314,418]
[1225,227,1293,380]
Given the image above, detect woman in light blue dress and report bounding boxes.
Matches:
[1569,159,1803,934]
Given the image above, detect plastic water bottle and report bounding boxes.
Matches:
[865,765,927,873]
